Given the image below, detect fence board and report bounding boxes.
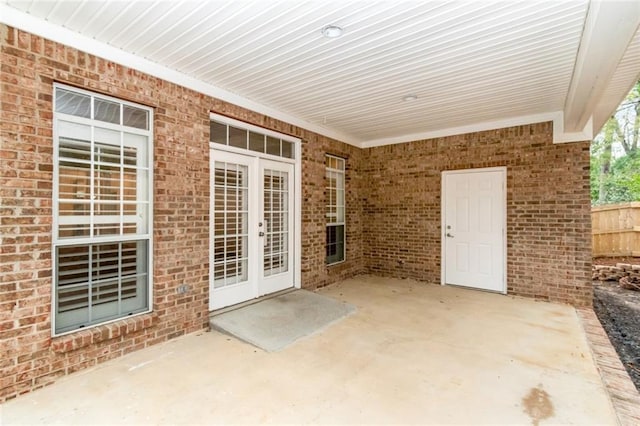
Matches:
[592,202,640,257]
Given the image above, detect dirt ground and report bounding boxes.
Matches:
[592,257,640,391]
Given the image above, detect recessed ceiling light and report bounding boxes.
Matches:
[321,25,344,38]
[403,94,418,101]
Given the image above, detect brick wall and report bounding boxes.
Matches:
[361,122,593,306]
[0,25,364,401]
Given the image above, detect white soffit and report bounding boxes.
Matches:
[1,1,639,147]
[562,0,640,134]
[592,30,640,133]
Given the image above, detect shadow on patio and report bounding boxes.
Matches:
[1,276,617,424]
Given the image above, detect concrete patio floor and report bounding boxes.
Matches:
[1,275,617,425]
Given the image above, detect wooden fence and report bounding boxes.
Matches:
[592,202,640,257]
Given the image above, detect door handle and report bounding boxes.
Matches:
[446,233,454,238]
[262,219,268,247]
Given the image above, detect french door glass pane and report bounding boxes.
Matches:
[213,161,249,288]
[281,141,293,159]
[263,169,289,277]
[266,137,280,156]
[210,121,227,145]
[229,126,247,149]
[249,132,265,153]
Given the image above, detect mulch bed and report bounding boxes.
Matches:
[593,257,640,392]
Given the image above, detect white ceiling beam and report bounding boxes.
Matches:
[563,0,640,133]
[591,31,640,133]
[553,114,593,144]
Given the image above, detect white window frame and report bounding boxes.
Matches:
[52,83,154,336]
[325,154,346,265]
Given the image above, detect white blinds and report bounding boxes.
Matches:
[57,242,142,310]
[55,241,148,332]
[57,121,149,240]
[263,169,289,277]
[212,162,249,288]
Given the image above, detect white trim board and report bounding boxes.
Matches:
[0,4,594,148]
[361,111,593,148]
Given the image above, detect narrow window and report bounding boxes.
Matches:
[53,85,153,335]
[326,155,345,264]
[210,119,295,159]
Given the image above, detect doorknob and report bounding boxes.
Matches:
[446,233,454,238]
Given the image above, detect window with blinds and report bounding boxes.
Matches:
[53,85,153,335]
[326,155,345,265]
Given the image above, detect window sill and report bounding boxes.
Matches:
[51,312,158,354]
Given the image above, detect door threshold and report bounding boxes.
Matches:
[444,283,506,295]
[210,288,297,317]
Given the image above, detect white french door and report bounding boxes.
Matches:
[210,150,295,310]
[442,167,506,293]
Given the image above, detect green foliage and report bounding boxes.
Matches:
[591,80,640,205]
[591,148,640,205]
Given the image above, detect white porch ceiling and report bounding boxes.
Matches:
[2,0,640,147]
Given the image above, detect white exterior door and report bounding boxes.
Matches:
[442,167,506,293]
[210,151,295,310]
